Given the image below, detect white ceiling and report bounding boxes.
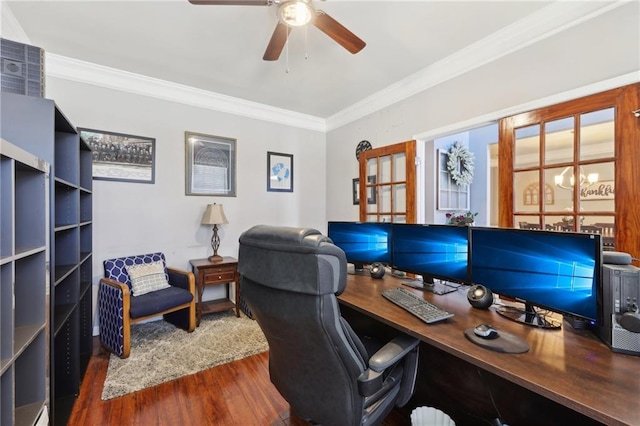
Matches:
[2,1,626,121]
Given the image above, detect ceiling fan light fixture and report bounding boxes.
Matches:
[279,0,314,27]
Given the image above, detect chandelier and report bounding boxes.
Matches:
[554,166,599,190]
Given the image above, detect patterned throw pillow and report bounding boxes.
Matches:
[126,261,171,296]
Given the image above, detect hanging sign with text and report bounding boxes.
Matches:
[581,180,615,200]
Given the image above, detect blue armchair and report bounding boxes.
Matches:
[98,252,196,358]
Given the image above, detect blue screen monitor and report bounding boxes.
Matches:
[327,222,392,272]
[392,224,470,285]
[470,227,601,328]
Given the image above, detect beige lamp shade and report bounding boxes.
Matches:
[201,203,229,225]
[201,203,228,262]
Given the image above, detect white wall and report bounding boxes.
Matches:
[45,77,326,332]
[325,1,640,223]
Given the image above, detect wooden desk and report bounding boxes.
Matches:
[190,257,239,326]
[338,274,639,426]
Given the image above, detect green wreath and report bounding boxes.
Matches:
[447,142,475,186]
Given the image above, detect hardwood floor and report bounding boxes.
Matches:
[68,337,411,425]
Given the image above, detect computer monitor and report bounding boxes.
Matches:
[469,227,602,329]
[391,223,470,292]
[327,221,392,274]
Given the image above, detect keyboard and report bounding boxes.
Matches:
[382,287,454,324]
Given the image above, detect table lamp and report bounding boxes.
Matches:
[201,203,228,262]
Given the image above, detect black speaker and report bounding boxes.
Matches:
[370,262,385,279]
[467,284,493,309]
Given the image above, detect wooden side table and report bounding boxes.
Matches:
[189,256,239,326]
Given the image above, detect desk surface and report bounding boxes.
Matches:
[338,274,639,426]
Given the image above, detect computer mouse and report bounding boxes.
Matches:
[474,324,499,339]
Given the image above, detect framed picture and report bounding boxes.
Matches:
[185,131,237,196]
[79,128,155,184]
[267,151,293,192]
[352,176,376,205]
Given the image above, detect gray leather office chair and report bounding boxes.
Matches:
[238,225,419,426]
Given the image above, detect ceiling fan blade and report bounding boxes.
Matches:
[188,0,270,5]
[263,22,291,61]
[313,10,366,54]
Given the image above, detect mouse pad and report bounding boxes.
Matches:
[464,328,529,354]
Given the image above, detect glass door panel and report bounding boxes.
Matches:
[380,185,391,213]
[393,184,406,213]
[544,117,574,165]
[380,155,392,183]
[580,162,615,212]
[546,167,573,213]
[514,170,540,213]
[393,153,406,181]
[580,108,615,161]
[514,125,540,168]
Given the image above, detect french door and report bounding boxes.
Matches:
[499,83,640,255]
[358,140,416,223]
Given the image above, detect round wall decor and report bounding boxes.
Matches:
[355,140,372,160]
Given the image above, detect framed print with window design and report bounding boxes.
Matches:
[80,128,155,184]
[267,151,293,192]
[185,131,237,196]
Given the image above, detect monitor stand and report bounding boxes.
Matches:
[348,262,370,276]
[496,303,562,329]
[401,278,460,295]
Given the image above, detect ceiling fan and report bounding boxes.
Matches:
[188,0,366,61]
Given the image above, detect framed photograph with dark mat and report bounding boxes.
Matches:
[80,128,155,184]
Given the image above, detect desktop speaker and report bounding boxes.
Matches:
[370,263,385,279]
[595,263,640,356]
[603,251,632,265]
[467,284,493,309]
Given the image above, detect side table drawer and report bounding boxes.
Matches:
[203,270,235,284]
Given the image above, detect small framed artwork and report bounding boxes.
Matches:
[352,176,377,205]
[267,151,293,192]
[79,128,155,184]
[185,131,237,196]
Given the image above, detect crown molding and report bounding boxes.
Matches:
[325,0,630,131]
[45,54,327,132]
[11,0,631,133]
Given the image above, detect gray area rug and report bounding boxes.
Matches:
[101,311,268,400]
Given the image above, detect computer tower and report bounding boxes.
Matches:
[596,263,640,355]
[1,38,45,97]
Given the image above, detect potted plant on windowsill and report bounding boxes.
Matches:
[446,211,478,226]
